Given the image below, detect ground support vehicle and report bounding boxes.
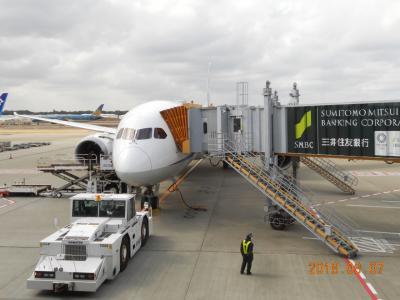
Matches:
[27,193,152,292]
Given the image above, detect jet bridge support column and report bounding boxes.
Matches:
[263,81,273,168]
[263,81,274,211]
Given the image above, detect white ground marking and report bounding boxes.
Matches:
[355,229,400,236]
[0,169,40,175]
[346,259,382,300]
[351,170,400,176]
[347,204,400,209]
[381,200,400,203]
[350,237,390,253]
[366,283,378,295]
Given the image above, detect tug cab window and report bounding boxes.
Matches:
[99,200,126,218]
[136,128,152,140]
[154,128,167,139]
[72,200,98,217]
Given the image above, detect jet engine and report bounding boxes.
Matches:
[74,133,113,163]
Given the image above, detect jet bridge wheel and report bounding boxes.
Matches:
[269,212,287,230]
[120,236,130,272]
[141,217,149,246]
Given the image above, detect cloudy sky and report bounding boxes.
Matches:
[1,0,400,111]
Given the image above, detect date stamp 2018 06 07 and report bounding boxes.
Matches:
[308,261,384,275]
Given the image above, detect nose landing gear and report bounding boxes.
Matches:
[141,185,160,209]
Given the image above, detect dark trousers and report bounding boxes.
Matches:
[240,255,253,274]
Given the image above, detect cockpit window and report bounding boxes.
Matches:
[154,128,167,139]
[128,129,136,140]
[136,128,152,140]
[116,128,124,139]
[122,128,130,140]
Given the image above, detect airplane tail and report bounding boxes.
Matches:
[92,104,104,116]
[0,93,8,115]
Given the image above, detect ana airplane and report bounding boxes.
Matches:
[37,104,105,121]
[0,93,8,115]
[17,100,194,206]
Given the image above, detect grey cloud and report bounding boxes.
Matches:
[1,0,400,110]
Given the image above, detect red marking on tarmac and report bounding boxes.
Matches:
[0,197,16,209]
[344,258,379,300]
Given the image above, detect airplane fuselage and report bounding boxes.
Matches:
[44,114,101,121]
[112,100,193,186]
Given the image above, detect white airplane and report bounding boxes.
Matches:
[17,100,194,205]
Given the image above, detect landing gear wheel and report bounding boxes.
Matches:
[141,218,149,246]
[150,196,159,209]
[105,183,119,194]
[119,236,130,272]
[269,213,286,230]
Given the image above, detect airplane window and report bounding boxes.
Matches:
[116,128,124,139]
[136,128,152,140]
[154,128,167,139]
[122,128,130,140]
[128,129,136,140]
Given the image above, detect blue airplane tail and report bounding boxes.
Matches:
[92,104,104,116]
[0,93,8,115]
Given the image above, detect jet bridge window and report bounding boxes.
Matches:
[233,118,242,132]
[72,200,98,217]
[154,128,167,139]
[99,200,126,218]
[136,128,152,140]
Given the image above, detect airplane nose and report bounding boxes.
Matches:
[114,146,152,183]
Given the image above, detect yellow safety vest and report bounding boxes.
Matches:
[242,240,251,255]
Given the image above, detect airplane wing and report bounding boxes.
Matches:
[14,113,117,134]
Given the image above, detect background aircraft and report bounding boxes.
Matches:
[38,104,105,121]
[0,93,8,115]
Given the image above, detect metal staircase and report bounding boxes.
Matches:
[209,134,358,258]
[300,156,358,195]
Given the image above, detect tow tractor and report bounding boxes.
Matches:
[27,193,152,292]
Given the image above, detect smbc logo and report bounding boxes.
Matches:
[295,110,312,139]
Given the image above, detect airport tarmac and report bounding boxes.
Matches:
[0,126,399,299]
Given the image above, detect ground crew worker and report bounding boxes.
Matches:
[240,233,254,275]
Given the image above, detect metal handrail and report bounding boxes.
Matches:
[37,154,98,168]
[307,157,358,186]
[208,133,356,238]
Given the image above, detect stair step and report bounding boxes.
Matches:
[225,155,358,258]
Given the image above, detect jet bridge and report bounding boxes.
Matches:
[164,81,400,195]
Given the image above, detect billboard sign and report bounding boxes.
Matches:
[287,102,400,158]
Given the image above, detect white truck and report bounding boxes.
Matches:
[27,193,152,292]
